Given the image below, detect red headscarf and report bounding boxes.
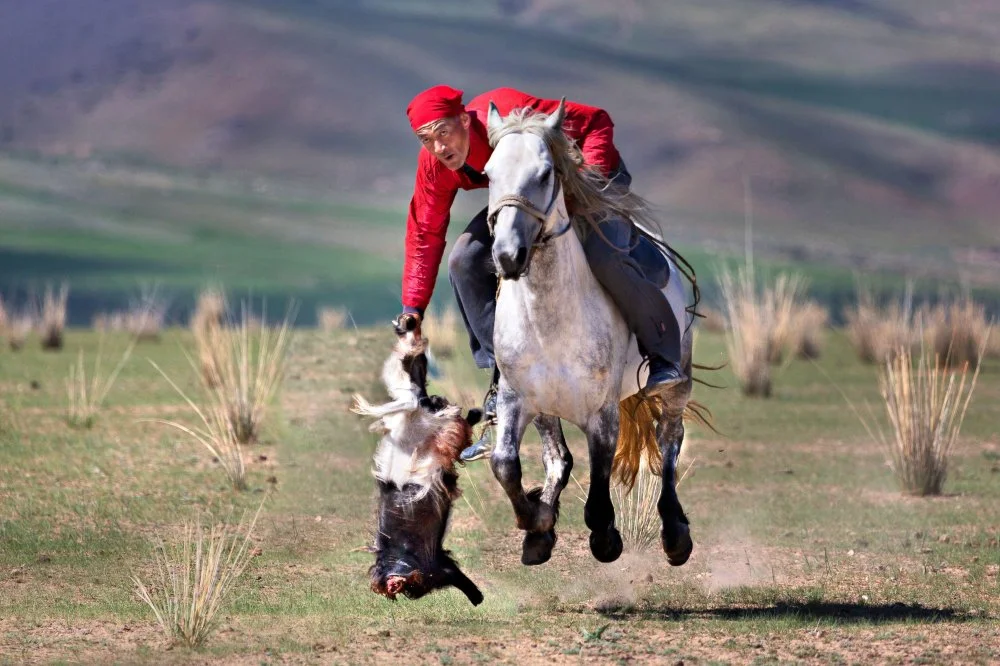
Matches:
[406,85,465,131]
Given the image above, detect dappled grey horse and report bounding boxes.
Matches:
[484,100,696,567]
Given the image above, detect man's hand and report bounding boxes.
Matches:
[392,312,422,337]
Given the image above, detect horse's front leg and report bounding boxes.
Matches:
[583,404,623,563]
[488,384,536,533]
[658,414,693,566]
[518,415,573,565]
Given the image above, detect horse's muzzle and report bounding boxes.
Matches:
[494,246,529,280]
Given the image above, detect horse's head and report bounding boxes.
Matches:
[369,404,484,606]
[485,99,570,279]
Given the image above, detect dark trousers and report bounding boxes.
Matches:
[448,168,681,371]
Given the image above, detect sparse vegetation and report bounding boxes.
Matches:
[39,283,69,351]
[7,313,32,351]
[718,266,807,397]
[612,458,660,552]
[870,341,985,496]
[922,298,991,369]
[65,336,136,429]
[422,306,461,358]
[844,284,914,364]
[698,306,727,334]
[790,301,830,360]
[317,305,349,332]
[191,288,226,388]
[133,505,262,647]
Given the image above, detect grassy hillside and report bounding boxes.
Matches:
[2,0,1000,320]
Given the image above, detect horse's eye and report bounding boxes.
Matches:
[539,166,552,182]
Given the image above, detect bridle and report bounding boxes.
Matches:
[486,177,573,247]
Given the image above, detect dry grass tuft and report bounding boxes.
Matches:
[128,289,168,342]
[191,288,226,388]
[790,301,830,360]
[867,340,986,496]
[7,314,32,351]
[0,295,7,333]
[149,359,248,490]
[66,336,136,429]
[922,298,991,369]
[421,306,461,358]
[612,454,694,552]
[133,504,262,647]
[844,285,914,364]
[698,306,727,334]
[40,283,69,350]
[718,267,806,397]
[317,306,350,331]
[215,306,295,445]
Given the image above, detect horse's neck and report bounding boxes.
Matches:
[523,227,590,306]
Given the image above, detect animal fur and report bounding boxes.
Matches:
[351,329,473,500]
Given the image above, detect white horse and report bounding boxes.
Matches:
[484,99,697,566]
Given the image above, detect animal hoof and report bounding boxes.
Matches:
[589,526,623,563]
[522,530,556,565]
[663,522,693,566]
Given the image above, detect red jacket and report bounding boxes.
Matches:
[401,87,622,313]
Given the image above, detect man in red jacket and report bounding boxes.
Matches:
[398,86,684,459]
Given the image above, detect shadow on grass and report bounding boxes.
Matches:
[600,601,972,624]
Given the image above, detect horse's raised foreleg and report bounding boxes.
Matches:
[658,413,693,566]
[488,385,537,533]
[518,415,573,565]
[584,404,623,563]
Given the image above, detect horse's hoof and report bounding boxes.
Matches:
[522,530,556,565]
[589,526,623,563]
[662,522,693,567]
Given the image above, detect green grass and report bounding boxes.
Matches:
[1,327,999,662]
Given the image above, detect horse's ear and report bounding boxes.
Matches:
[544,97,566,131]
[487,101,503,133]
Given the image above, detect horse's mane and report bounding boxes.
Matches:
[487,108,702,324]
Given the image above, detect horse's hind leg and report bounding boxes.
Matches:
[520,415,573,565]
[658,414,693,566]
[488,386,538,533]
[584,404,623,563]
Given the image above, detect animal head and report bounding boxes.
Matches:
[352,320,484,605]
[485,99,569,279]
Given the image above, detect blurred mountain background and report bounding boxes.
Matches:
[2,0,1000,324]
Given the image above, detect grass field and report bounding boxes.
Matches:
[1,326,999,664]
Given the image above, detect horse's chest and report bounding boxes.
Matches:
[494,293,621,421]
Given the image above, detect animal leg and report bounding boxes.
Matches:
[518,415,572,565]
[658,415,693,566]
[584,404,623,564]
[488,385,536,532]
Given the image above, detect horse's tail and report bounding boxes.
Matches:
[613,393,662,490]
[613,394,718,491]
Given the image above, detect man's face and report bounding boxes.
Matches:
[416,114,471,171]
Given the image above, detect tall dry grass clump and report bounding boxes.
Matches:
[764,273,807,364]
[698,306,727,334]
[133,505,262,647]
[922,298,991,369]
[421,306,461,358]
[191,288,226,388]
[7,314,32,351]
[40,283,69,350]
[719,267,807,397]
[215,307,294,445]
[66,336,136,428]
[149,360,248,490]
[0,295,7,334]
[317,305,349,331]
[612,454,694,552]
[869,341,986,496]
[844,285,914,364]
[790,301,830,360]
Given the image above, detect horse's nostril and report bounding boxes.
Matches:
[514,246,528,266]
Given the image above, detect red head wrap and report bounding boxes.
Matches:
[406,85,465,131]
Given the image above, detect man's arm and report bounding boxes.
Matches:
[401,155,458,316]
